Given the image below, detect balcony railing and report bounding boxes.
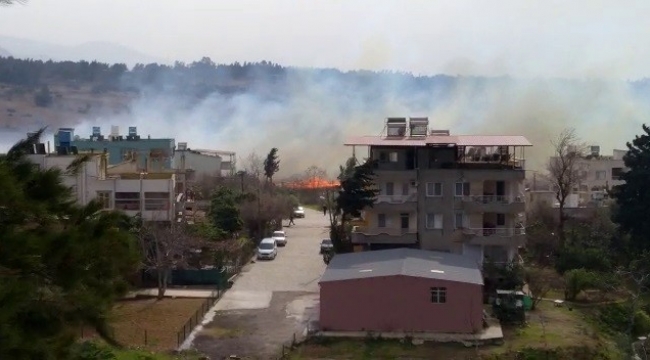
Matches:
[375,193,417,204]
[462,227,526,237]
[460,195,524,204]
[353,226,417,236]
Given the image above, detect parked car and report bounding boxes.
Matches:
[257,238,278,260]
[320,239,334,254]
[272,230,287,246]
[293,206,305,218]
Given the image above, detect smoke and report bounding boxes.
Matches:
[3,68,648,179]
[82,73,648,177]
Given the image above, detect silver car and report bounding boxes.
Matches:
[272,230,287,247]
[257,238,278,260]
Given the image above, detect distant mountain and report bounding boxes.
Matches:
[0,35,165,67]
[0,46,10,57]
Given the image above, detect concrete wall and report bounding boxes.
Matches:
[320,275,483,333]
[70,138,176,169]
[174,151,222,177]
[26,154,176,221]
[357,145,527,261]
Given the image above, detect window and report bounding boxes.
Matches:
[426,182,443,197]
[612,167,624,180]
[455,182,470,196]
[431,287,447,303]
[385,182,394,196]
[496,213,506,226]
[145,192,170,210]
[379,151,388,162]
[426,213,443,229]
[595,170,607,180]
[389,152,398,162]
[114,192,140,211]
[400,213,409,229]
[96,191,112,209]
[454,211,466,229]
[377,213,386,228]
[402,182,410,196]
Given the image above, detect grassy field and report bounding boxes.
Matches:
[288,300,620,360]
[82,298,207,352]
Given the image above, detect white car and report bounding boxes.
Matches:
[257,238,277,260]
[293,206,305,218]
[272,230,287,247]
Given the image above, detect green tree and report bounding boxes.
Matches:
[208,186,243,237]
[263,148,280,184]
[0,130,140,359]
[33,84,53,107]
[333,158,378,253]
[338,157,356,182]
[613,124,650,252]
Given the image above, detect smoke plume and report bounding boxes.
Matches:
[2,69,648,179]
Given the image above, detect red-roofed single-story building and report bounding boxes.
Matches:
[319,248,484,334]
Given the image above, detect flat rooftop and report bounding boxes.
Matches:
[345,135,532,147]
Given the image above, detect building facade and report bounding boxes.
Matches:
[173,144,236,177]
[27,151,178,222]
[319,248,484,334]
[573,147,626,206]
[54,126,175,170]
[345,117,531,264]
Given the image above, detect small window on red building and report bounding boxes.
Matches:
[430,287,447,303]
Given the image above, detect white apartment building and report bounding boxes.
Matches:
[27,153,177,222]
[174,143,236,178]
[544,146,627,208]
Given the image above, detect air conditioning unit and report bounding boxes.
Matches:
[410,181,419,187]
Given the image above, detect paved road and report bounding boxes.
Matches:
[192,208,328,360]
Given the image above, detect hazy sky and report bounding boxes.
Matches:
[1,0,649,78]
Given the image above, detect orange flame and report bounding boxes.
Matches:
[281,177,340,189]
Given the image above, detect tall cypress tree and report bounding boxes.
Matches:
[613,124,650,252]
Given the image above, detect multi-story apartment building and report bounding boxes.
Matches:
[345,117,532,264]
[173,143,236,177]
[574,146,626,206]
[26,146,181,222]
[54,126,176,170]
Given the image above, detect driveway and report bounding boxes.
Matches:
[192,207,328,360]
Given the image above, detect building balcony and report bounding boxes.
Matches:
[462,227,526,247]
[351,226,418,245]
[376,193,417,204]
[459,195,525,213]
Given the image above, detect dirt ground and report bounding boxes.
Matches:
[193,292,317,360]
[82,298,207,352]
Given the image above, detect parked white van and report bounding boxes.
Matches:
[257,238,278,260]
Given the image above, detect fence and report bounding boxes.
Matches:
[277,332,299,360]
[175,289,223,347]
[175,263,245,348]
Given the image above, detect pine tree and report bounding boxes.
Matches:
[612,124,650,251]
[263,148,280,184]
[0,129,139,358]
[334,158,379,253]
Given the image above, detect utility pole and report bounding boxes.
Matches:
[257,186,262,240]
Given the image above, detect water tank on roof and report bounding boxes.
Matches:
[128,126,137,136]
[92,126,101,137]
[58,129,73,147]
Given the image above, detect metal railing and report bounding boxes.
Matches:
[352,226,418,236]
[375,193,417,204]
[463,227,526,237]
[460,195,524,204]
